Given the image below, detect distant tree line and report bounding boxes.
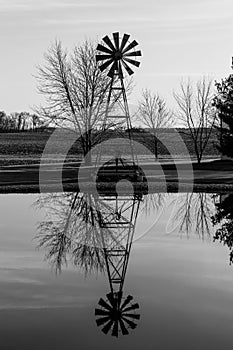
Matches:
[0,111,44,132]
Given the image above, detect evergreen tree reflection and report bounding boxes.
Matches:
[212,193,233,264]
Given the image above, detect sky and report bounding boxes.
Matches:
[1,0,233,114]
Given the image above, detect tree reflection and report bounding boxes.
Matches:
[140,192,167,217]
[173,193,214,238]
[35,192,107,274]
[212,194,233,264]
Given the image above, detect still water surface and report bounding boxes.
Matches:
[0,192,233,350]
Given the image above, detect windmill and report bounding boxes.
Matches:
[95,32,142,168]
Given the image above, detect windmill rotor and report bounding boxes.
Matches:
[95,292,140,337]
[96,32,142,77]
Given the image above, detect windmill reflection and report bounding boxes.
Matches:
[35,188,143,337]
[94,191,142,336]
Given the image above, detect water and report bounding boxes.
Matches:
[0,192,233,349]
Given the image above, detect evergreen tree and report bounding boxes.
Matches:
[213,74,233,158]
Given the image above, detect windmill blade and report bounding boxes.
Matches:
[107,61,118,78]
[122,302,139,312]
[123,50,142,57]
[96,316,110,327]
[98,297,112,311]
[112,320,119,337]
[113,32,119,50]
[119,318,129,335]
[123,58,140,67]
[96,54,112,62]
[123,313,140,320]
[118,62,124,79]
[95,308,110,317]
[120,295,133,310]
[122,317,137,330]
[102,319,114,334]
[99,58,114,72]
[102,35,116,51]
[122,61,134,75]
[119,33,130,52]
[122,40,138,54]
[97,44,112,54]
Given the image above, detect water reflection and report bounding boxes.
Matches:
[34,189,233,339]
[35,190,143,337]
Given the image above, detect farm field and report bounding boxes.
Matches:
[0,128,220,166]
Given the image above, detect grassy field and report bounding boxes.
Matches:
[0,128,220,166]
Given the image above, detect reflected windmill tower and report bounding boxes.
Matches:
[95,32,142,168]
[94,190,142,337]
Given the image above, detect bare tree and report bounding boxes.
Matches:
[36,40,132,164]
[174,77,217,164]
[137,89,174,160]
[36,40,110,164]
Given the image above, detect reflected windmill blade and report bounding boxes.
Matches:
[113,32,119,50]
[122,40,138,54]
[98,297,112,311]
[120,295,133,311]
[95,308,110,316]
[97,44,112,54]
[112,320,119,337]
[124,50,142,57]
[122,317,137,329]
[119,33,130,51]
[122,61,134,75]
[99,58,114,72]
[107,61,118,77]
[102,319,114,334]
[123,58,140,67]
[122,302,139,312]
[102,35,116,51]
[106,292,116,307]
[119,318,129,335]
[96,54,112,61]
[96,316,110,327]
[123,313,140,320]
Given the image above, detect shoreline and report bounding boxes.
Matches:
[1,158,233,194]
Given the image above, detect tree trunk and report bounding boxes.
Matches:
[154,134,158,161]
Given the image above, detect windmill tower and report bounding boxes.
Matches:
[95,32,142,168]
[94,191,142,337]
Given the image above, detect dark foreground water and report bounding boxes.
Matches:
[0,192,233,350]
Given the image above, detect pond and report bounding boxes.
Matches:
[0,191,233,350]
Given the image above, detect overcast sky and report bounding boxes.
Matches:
[1,0,233,113]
